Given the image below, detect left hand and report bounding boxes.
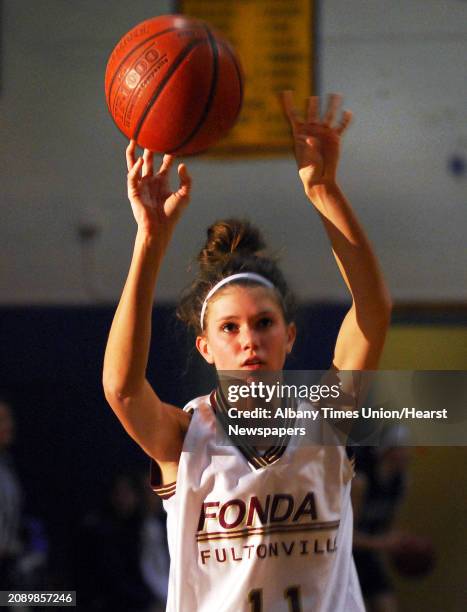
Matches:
[280,91,352,192]
[126,141,191,248]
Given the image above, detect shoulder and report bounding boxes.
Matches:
[182,392,216,424]
[150,392,215,500]
[182,393,211,414]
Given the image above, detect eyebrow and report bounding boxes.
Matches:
[215,310,276,323]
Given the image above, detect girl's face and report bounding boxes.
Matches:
[196,285,296,371]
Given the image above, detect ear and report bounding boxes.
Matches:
[286,322,297,354]
[196,335,215,365]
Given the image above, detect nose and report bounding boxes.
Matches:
[239,325,259,350]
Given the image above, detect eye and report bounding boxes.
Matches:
[257,317,273,329]
[221,322,238,333]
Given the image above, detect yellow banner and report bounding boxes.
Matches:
[180,0,315,155]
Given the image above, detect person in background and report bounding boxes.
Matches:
[352,425,412,612]
[139,470,170,612]
[0,398,23,589]
[0,397,49,595]
[75,470,155,612]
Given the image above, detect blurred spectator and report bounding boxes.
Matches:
[139,470,169,611]
[0,398,48,591]
[74,469,159,611]
[0,398,22,589]
[352,425,412,612]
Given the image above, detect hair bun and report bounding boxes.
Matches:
[198,218,265,270]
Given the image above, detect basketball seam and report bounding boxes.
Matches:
[167,26,219,154]
[107,28,177,106]
[106,26,206,107]
[132,38,206,144]
[113,42,167,125]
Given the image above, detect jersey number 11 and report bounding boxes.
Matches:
[248,586,302,611]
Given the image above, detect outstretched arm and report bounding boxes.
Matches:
[103,142,192,478]
[281,92,391,371]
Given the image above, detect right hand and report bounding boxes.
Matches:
[126,140,192,244]
[279,91,352,193]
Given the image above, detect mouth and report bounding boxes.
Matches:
[241,357,265,370]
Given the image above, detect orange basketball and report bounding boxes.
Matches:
[105,14,243,155]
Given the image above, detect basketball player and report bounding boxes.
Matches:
[103,93,392,611]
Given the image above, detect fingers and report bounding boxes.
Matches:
[306,96,319,123]
[126,140,137,171]
[127,157,143,190]
[177,163,192,198]
[142,149,154,177]
[336,110,353,135]
[126,140,143,190]
[280,91,352,135]
[157,154,176,175]
[279,90,303,125]
[309,93,352,134]
[127,141,155,176]
[323,94,352,135]
[322,93,342,127]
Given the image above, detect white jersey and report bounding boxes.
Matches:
[151,392,364,612]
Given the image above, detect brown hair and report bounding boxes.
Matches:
[177,218,296,334]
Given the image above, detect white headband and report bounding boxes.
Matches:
[200,273,275,330]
